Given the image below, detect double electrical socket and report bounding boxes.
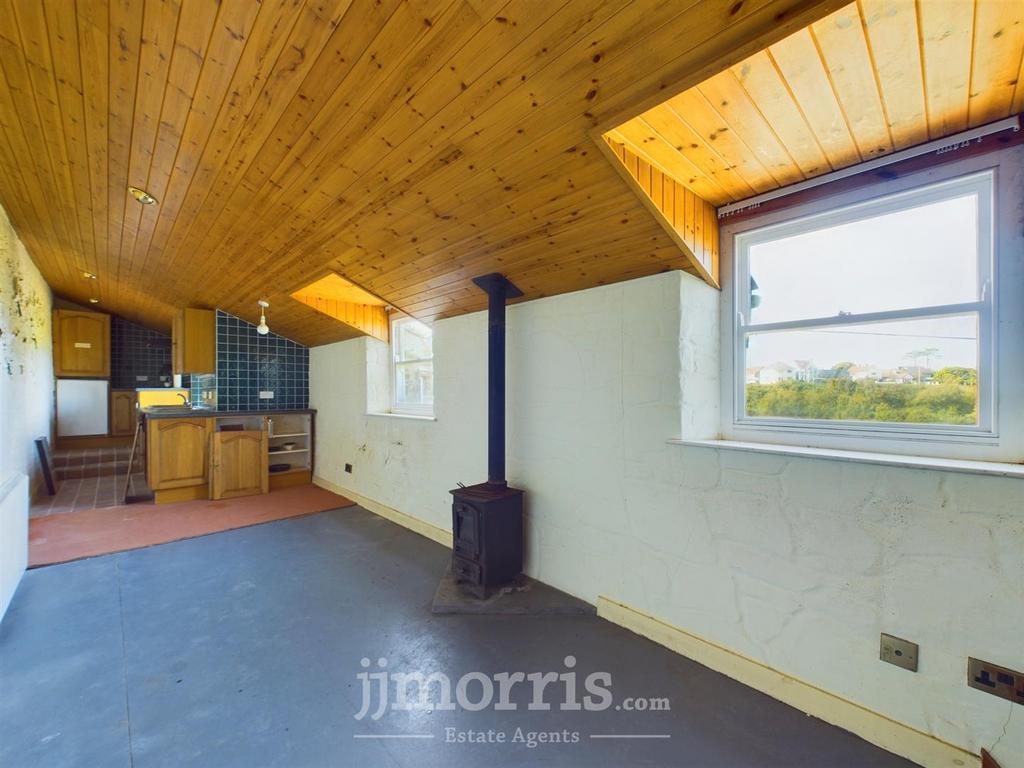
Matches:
[969,658,1024,706]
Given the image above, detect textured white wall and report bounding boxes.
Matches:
[0,204,53,496]
[0,473,28,623]
[311,270,1023,763]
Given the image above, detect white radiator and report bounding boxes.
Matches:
[0,472,28,624]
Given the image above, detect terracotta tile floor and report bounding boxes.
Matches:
[31,446,145,518]
[52,445,132,479]
[29,484,355,567]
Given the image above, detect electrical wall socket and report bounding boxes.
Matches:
[880,633,919,672]
[968,658,1024,705]
[344,463,353,473]
[258,390,274,399]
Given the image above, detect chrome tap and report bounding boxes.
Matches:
[176,392,190,406]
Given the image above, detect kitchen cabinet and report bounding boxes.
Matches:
[147,417,213,493]
[210,430,268,499]
[53,309,110,377]
[143,409,313,503]
[172,308,215,375]
[110,390,137,435]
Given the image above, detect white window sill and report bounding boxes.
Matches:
[667,438,1024,479]
[366,411,436,422]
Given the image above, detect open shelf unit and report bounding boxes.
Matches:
[267,413,312,477]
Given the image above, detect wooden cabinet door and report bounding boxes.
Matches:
[53,309,110,377]
[110,390,136,435]
[147,418,211,490]
[171,310,184,374]
[210,430,268,500]
[172,308,215,374]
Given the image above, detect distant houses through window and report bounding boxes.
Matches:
[727,167,996,445]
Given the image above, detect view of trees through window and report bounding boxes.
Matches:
[739,180,988,428]
[746,370,978,425]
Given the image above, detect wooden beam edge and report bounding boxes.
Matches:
[290,292,390,343]
[593,133,720,289]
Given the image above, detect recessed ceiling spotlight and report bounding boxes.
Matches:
[128,186,157,205]
[82,271,97,279]
[88,298,100,304]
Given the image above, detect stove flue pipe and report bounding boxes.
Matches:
[471,273,523,488]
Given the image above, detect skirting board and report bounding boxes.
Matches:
[309,476,970,767]
[597,596,979,768]
[313,476,451,547]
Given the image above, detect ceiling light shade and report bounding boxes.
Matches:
[128,186,157,205]
[256,299,270,335]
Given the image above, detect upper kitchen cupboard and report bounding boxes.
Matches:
[172,308,215,374]
[53,309,110,377]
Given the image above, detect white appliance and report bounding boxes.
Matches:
[56,379,109,437]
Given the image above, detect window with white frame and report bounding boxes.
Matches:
[391,316,434,416]
[729,169,996,444]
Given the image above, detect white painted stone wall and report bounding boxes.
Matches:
[310,270,1023,763]
[0,203,53,496]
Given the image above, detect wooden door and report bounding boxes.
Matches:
[53,309,110,377]
[147,418,211,490]
[210,430,268,500]
[110,390,136,435]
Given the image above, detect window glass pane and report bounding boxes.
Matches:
[397,320,432,361]
[395,361,433,407]
[747,194,979,325]
[744,315,979,425]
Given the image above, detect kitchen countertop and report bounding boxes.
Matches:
[141,407,316,419]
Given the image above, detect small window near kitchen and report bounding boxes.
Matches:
[730,169,994,444]
[391,316,434,416]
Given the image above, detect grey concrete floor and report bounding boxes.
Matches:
[0,506,918,768]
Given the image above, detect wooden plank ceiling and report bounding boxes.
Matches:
[0,0,848,345]
[607,0,1024,207]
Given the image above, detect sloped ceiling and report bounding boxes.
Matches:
[607,0,1024,207]
[0,0,845,345]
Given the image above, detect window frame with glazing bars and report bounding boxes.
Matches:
[390,316,434,417]
[727,168,997,450]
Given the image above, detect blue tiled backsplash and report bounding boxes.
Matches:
[189,310,309,411]
[111,316,175,389]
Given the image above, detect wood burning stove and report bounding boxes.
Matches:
[451,483,524,598]
[449,273,525,598]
